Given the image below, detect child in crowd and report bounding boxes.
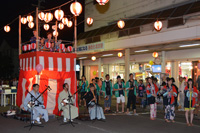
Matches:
[138,79,146,108]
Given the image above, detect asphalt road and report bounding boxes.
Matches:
[1,112,200,133]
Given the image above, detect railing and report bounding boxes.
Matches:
[20,39,74,54]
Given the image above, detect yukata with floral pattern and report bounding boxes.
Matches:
[162,85,177,121]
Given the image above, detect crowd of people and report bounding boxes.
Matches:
[77,74,200,126]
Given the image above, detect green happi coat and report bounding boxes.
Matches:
[79,80,89,92]
[113,82,125,97]
[102,81,113,96]
[125,80,138,96]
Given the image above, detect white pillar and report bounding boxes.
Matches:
[98,58,102,78]
[103,64,108,78]
[80,60,83,79]
[85,66,90,81]
[171,61,179,86]
[161,51,166,73]
[125,49,130,82]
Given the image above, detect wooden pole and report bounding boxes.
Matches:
[55,21,58,42]
[19,15,21,55]
[36,7,39,51]
[74,16,77,53]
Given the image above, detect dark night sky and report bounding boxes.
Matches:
[0,0,85,48]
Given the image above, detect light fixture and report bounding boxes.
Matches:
[79,57,87,59]
[59,44,65,50]
[4,25,10,32]
[135,50,149,53]
[67,46,73,52]
[38,12,45,20]
[67,20,73,28]
[58,23,64,30]
[21,17,27,24]
[152,52,158,58]
[96,0,109,5]
[118,52,123,57]
[28,22,34,29]
[117,20,125,29]
[179,44,200,47]
[102,54,113,57]
[44,12,53,23]
[53,31,58,37]
[91,56,96,61]
[62,17,68,25]
[43,24,50,31]
[27,15,33,22]
[87,17,93,25]
[54,9,64,21]
[154,20,162,31]
[70,2,82,16]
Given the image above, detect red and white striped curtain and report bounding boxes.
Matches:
[17,51,77,115]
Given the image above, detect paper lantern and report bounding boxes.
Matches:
[67,21,73,28]
[67,46,73,52]
[21,17,27,24]
[118,52,123,58]
[198,63,200,69]
[152,52,158,58]
[58,23,64,30]
[22,45,27,51]
[62,48,67,53]
[54,9,64,21]
[70,2,82,16]
[38,12,45,20]
[149,60,154,65]
[91,56,96,61]
[4,25,10,32]
[44,13,53,23]
[27,15,33,22]
[53,31,58,37]
[87,17,93,25]
[60,44,65,50]
[31,43,36,49]
[43,24,50,31]
[154,20,162,31]
[117,20,125,29]
[62,17,68,25]
[96,0,109,5]
[27,44,32,51]
[28,22,34,29]
[45,42,51,48]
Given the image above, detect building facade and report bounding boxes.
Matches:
[77,0,200,86]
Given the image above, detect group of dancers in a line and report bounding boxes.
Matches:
[78,74,199,126]
[22,73,198,126]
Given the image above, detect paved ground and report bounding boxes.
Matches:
[1,110,200,133]
[1,95,200,133]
